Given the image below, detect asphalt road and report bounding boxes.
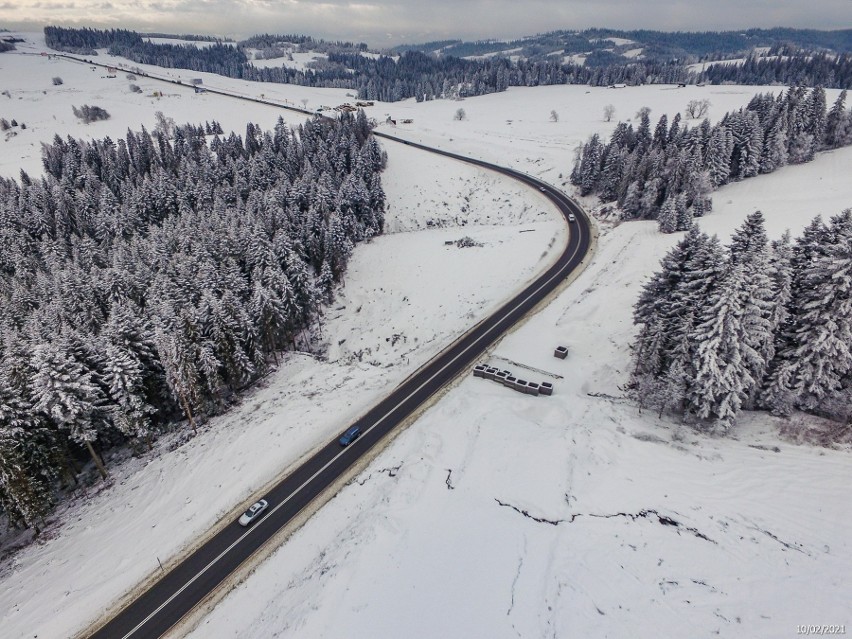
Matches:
[64,57,592,639]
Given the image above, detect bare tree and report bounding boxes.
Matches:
[301,98,308,108]
[454,108,466,121]
[72,104,111,124]
[685,98,711,119]
[154,111,176,138]
[550,109,559,122]
[635,106,651,119]
[603,104,616,122]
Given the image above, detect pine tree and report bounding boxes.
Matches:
[736,112,762,179]
[688,262,752,431]
[764,214,852,413]
[0,372,57,531]
[317,260,335,303]
[103,342,156,445]
[639,177,662,217]
[658,196,678,233]
[824,90,848,149]
[630,226,710,412]
[30,340,109,478]
[577,134,603,196]
[675,193,692,231]
[621,181,642,219]
[598,147,624,202]
[806,86,827,152]
[653,114,669,149]
[728,212,776,407]
[154,320,202,431]
[759,108,788,173]
[706,126,732,187]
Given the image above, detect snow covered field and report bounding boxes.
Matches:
[1,32,851,639]
[184,142,852,639]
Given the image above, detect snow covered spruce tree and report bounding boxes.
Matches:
[762,211,852,417]
[0,362,58,532]
[630,213,784,431]
[632,209,852,432]
[630,225,724,418]
[0,111,387,529]
[572,87,852,232]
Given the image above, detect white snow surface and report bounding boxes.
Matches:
[0,32,851,639]
[563,53,588,66]
[144,37,218,49]
[592,37,636,47]
[464,47,523,61]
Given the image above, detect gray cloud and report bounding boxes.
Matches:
[1,0,850,46]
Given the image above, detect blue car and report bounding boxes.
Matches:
[339,425,362,446]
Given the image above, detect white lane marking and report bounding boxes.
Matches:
[122,172,585,639]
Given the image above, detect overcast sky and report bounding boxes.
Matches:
[2,0,851,47]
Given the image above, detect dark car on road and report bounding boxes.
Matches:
[339,425,363,446]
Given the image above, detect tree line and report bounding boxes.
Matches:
[0,110,386,532]
[38,26,852,104]
[630,210,852,432]
[391,28,852,62]
[41,27,691,102]
[700,51,852,91]
[571,87,852,232]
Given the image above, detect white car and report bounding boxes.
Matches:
[238,499,269,526]
[568,213,576,222]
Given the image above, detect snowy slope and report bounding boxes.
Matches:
[0,32,353,178]
[182,85,852,639]
[0,31,850,639]
[0,34,564,639]
[184,144,852,639]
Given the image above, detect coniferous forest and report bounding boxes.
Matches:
[0,111,387,531]
[42,26,852,104]
[630,210,852,432]
[700,50,852,91]
[571,87,852,232]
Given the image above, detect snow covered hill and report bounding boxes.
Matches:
[0,32,850,639]
[183,145,852,639]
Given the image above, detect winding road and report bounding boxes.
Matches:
[56,55,594,639]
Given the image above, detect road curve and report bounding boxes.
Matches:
[69,66,593,639]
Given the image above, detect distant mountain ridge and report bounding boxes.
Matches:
[389,28,852,64]
[42,25,852,102]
